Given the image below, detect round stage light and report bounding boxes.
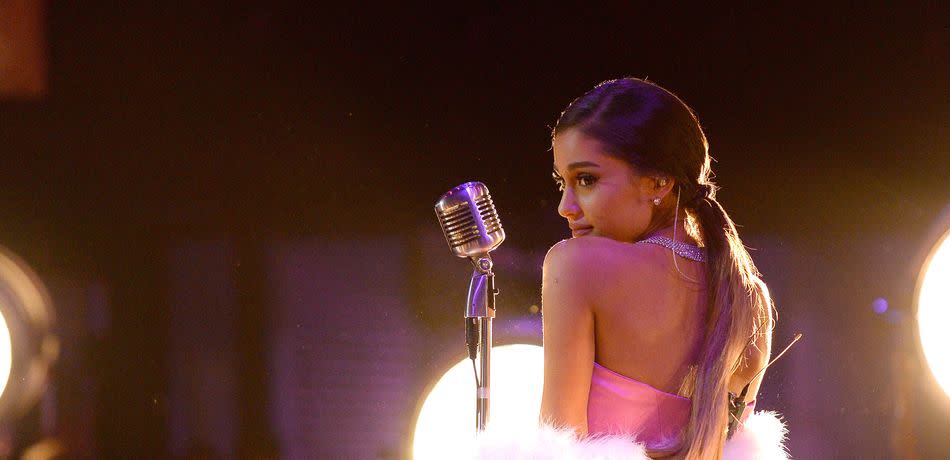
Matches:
[917,227,950,400]
[0,246,57,421]
[412,344,543,460]
[0,310,11,399]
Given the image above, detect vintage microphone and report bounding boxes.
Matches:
[434,181,504,433]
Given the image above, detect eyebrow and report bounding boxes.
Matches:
[553,161,602,174]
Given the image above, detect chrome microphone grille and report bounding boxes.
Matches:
[434,182,505,258]
[440,202,480,247]
[475,195,502,234]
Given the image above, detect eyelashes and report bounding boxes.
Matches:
[577,173,598,187]
[552,171,598,191]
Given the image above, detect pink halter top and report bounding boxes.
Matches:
[587,362,757,447]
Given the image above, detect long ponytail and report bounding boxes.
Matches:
[680,185,772,460]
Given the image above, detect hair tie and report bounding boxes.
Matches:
[690,183,713,206]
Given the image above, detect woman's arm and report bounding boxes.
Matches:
[539,240,597,435]
[734,280,775,402]
[742,326,773,402]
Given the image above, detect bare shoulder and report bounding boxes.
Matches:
[544,236,658,267]
[545,237,646,276]
[543,237,658,302]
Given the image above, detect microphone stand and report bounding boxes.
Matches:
[466,255,497,433]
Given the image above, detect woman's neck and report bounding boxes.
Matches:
[642,218,699,246]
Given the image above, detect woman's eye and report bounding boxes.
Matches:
[577,173,598,187]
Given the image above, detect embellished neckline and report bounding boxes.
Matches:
[637,235,706,262]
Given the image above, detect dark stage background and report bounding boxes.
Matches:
[0,2,948,458]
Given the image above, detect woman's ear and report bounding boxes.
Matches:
[654,177,675,197]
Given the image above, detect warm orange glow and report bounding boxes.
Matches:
[0,0,47,97]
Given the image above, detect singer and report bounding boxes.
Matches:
[471,78,788,459]
[544,78,784,459]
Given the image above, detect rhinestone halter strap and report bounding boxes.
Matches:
[637,235,706,262]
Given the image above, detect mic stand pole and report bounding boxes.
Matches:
[466,255,497,433]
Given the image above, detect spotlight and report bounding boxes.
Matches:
[916,207,950,402]
[0,246,57,421]
[411,344,543,460]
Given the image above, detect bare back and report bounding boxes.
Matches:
[592,238,707,395]
[540,234,771,434]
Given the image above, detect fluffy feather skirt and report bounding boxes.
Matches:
[466,411,788,460]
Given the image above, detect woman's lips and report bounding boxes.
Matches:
[571,227,593,237]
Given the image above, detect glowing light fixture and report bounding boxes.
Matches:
[917,226,950,400]
[0,246,56,421]
[412,344,543,459]
[0,310,11,398]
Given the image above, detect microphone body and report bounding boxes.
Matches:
[435,181,503,319]
[434,181,505,259]
[434,181,505,433]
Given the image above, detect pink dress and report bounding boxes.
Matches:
[469,361,785,459]
[588,362,756,448]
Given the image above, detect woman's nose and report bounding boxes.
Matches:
[558,189,579,219]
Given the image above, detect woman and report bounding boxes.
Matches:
[537,78,778,459]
